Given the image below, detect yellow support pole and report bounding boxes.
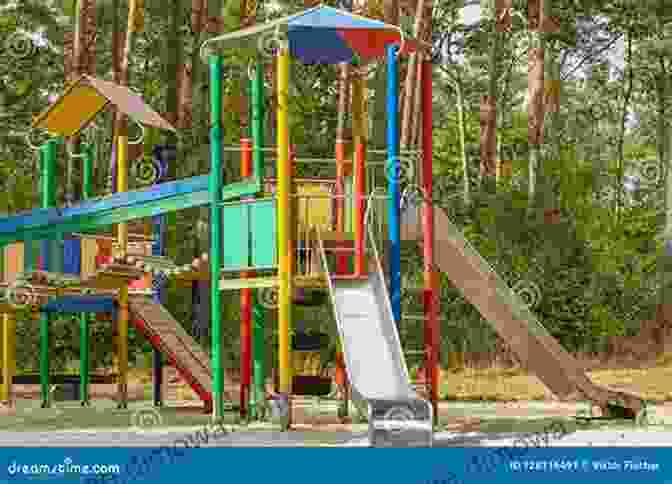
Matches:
[117,135,129,254]
[116,134,129,408]
[1,313,15,403]
[276,41,293,401]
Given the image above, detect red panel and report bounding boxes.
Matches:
[338,29,418,59]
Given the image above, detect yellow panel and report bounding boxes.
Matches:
[33,84,108,137]
[295,182,333,232]
[80,238,98,279]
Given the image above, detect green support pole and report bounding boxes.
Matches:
[251,297,266,419]
[252,57,265,185]
[39,140,58,409]
[250,58,266,419]
[209,55,225,421]
[82,143,93,200]
[40,311,50,407]
[42,139,62,273]
[80,313,89,405]
[81,146,92,405]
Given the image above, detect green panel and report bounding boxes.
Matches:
[250,200,276,268]
[222,179,261,200]
[222,204,249,270]
[24,240,41,271]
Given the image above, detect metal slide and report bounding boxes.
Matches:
[401,205,645,418]
[129,296,236,410]
[318,228,432,447]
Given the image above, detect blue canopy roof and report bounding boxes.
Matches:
[200,5,421,65]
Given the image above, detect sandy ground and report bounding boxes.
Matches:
[2,398,672,446]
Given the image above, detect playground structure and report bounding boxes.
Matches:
[0,5,647,446]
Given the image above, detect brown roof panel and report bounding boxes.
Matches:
[84,76,175,132]
[31,75,175,137]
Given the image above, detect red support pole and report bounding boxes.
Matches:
[354,141,366,276]
[421,60,439,424]
[240,137,253,418]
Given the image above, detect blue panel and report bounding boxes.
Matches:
[0,175,210,235]
[62,238,81,275]
[41,239,50,271]
[289,6,386,29]
[250,200,276,268]
[289,27,353,64]
[222,204,249,270]
[43,295,116,314]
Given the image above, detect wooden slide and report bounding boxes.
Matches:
[401,206,645,418]
[129,296,235,410]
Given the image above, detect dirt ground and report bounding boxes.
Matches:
[439,363,672,403]
[8,360,672,411]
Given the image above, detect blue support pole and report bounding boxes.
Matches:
[151,213,165,407]
[386,44,401,326]
[151,144,170,408]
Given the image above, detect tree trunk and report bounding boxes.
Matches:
[527,30,545,216]
[614,30,633,218]
[481,0,502,192]
[66,0,84,205]
[410,59,423,149]
[108,0,120,194]
[189,0,208,264]
[455,78,470,207]
[371,0,398,149]
[660,58,672,326]
[541,41,561,223]
[399,0,427,149]
[164,0,182,180]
